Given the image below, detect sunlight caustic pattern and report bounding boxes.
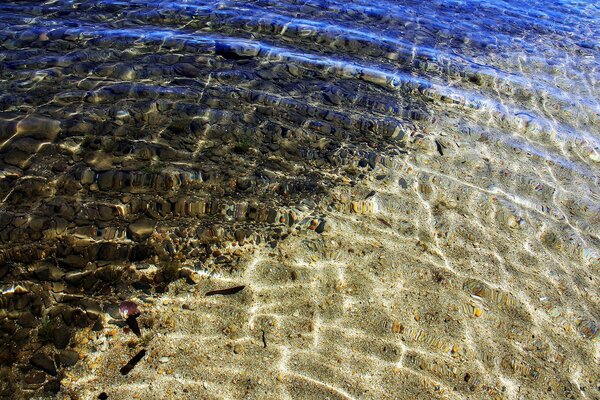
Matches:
[66,137,598,399]
[0,0,598,398]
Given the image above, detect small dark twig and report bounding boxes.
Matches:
[205,285,245,296]
[377,217,392,228]
[119,349,146,375]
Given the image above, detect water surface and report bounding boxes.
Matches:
[0,1,598,399]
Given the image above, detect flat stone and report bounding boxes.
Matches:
[60,255,87,269]
[215,42,259,59]
[128,219,156,239]
[96,171,114,190]
[12,137,44,154]
[315,220,326,233]
[104,303,121,319]
[17,311,37,328]
[85,151,113,171]
[30,352,57,376]
[58,349,79,367]
[53,325,72,349]
[97,243,123,260]
[16,115,61,141]
[80,168,96,185]
[0,319,17,334]
[3,150,30,169]
[24,370,47,385]
[34,262,64,281]
[14,328,31,344]
[44,379,61,394]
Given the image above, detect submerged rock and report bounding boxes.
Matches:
[30,352,56,376]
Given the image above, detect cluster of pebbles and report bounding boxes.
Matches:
[0,2,418,397]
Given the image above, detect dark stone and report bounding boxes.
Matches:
[69,309,90,328]
[368,153,378,169]
[236,178,252,191]
[267,209,278,224]
[3,150,30,168]
[64,270,89,284]
[58,349,79,367]
[97,243,120,260]
[83,274,99,290]
[215,42,258,60]
[0,319,17,334]
[13,328,31,344]
[0,263,8,279]
[44,379,61,394]
[52,325,72,349]
[61,254,88,269]
[315,220,326,234]
[17,311,37,328]
[16,116,60,140]
[30,352,57,376]
[104,303,121,319]
[24,370,46,385]
[130,244,153,261]
[132,280,151,291]
[13,294,31,310]
[92,319,104,331]
[174,63,199,78]
[190,119,204,135]
[79,299,102,315]
[34,263,64,281]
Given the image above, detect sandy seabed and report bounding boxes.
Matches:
[61,136,599,400]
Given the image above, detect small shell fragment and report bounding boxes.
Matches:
[578,319,598,339]
[119,301,140,318]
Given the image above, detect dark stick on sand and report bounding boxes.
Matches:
[205,285,246,296]
[120,349,146,375]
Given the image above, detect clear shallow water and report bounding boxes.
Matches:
[0,1,598,399]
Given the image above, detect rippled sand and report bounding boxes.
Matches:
[0,0,599,399]
[62,138,599,399]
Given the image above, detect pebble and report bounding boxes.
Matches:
[30,352,57,376]
[16,115,61,140]
[24,370,47,385]
[17,311,37,328]
[58,350,79,367]
[233,344,244,354]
